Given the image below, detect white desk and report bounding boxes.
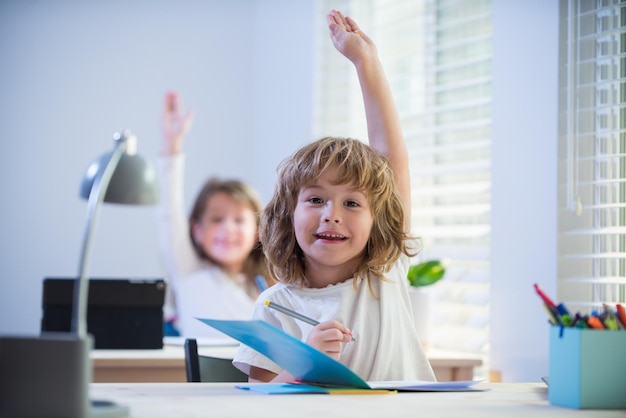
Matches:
[90,382,625,417]
[91,346,483,383]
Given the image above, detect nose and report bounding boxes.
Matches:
[323,202,341,223]
[220,218,237,232]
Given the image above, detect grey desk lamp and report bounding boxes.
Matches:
[0,130,158,418]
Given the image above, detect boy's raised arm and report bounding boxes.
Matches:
[326,10,410,227]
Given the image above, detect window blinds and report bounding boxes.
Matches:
[558,0,626,312]
[315,0,492,378]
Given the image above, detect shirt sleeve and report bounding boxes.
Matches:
[155,154,202,278]
[155,154,203,322]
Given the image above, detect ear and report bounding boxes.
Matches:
[191,222,203,245]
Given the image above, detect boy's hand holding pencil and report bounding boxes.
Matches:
[264,300,356,340]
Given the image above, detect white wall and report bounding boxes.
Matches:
[0,0,316,335]
[0,0,561,383]
[490,0,559,382]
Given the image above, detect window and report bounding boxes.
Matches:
[315,0,492,378]
[558,0,626,312]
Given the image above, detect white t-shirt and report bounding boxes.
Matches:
[174,264,255,337]
[156,154,255,337]
[233,254,436,382]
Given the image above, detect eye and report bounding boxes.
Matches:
[307,197,324,205]
[345,200,360,208]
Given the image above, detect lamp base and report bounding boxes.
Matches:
[0,333,128,418]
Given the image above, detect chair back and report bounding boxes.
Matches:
[184,338,248,382]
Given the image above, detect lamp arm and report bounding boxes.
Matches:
[71,140,126,337]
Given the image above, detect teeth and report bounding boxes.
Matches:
[317,233,344,239]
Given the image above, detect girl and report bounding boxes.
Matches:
[233,10,436,382]
[157,91,271,338]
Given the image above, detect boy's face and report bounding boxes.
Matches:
[293,167,374,287]
[192,192,258,274]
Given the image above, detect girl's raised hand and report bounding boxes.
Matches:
[161,91,194,155]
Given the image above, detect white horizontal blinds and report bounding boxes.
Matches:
[416,0,491,377]
[558,0,626,312]
[315,0,491,378]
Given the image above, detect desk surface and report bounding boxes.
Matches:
[90,382,625,417]
[92,345,483,382]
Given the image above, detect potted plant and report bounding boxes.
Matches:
[407,259,446,349]
[407,259,446,288]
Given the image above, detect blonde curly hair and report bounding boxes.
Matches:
[261,137,416,286]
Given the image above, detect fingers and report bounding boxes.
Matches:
[182,109,195,131]
[163,91,194,127]
[309,320,353,347]
[164,91,186,119]
[328,9,361,35]
[161,91,194,155]
[164,91,178,114]
[304,320,355,360]
[345,16,361,34]
[326,9,341,27]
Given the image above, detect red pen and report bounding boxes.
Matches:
[616,304,626,328]
[533,283,557,310]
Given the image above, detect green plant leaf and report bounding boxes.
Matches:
[407,260,446,287]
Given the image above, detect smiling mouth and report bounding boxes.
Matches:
[314,233,347,241]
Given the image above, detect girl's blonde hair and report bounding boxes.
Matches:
[261,137,416,285]
[189,178,271,295]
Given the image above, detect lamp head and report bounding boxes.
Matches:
[79,129,159,205]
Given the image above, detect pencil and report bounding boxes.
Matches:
[263,300,356,342]
[264,300,318,325]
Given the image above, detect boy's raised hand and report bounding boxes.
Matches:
[326,9,376,66]
[327,9,410,222]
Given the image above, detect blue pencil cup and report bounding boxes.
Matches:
[548,326,626,409]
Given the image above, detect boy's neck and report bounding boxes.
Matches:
[304,263,357,288]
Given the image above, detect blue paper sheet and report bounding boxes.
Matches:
[196,318,369,388]
[197,318,484,392]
